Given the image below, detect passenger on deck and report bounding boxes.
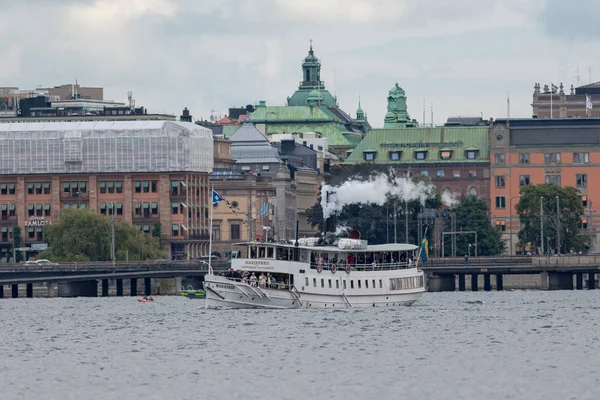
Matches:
[250,272,257,286]
[348,255,355,265]
[258,273,266,288]
[270,275,277,288]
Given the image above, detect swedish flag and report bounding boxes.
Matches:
[551,83,558,94]
[421,234,429,263]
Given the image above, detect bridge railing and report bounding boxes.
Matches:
[0,261,230,272]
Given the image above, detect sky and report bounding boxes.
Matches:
[1,0,600,127]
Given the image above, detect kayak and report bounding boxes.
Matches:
[180,290,205,299]
[138,299,154,303]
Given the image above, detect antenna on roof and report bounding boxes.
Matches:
[333,68,337,100]
[430,101,433,128]
[575,64,581,86]
[589,67,592,84]
[422,98,426,127]
[507,92,511,128]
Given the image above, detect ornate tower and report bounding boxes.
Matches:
[287,40,336,107]
[383,83,411,129]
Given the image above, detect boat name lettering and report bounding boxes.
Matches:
[244,260,270,265]
[216,283,235,290]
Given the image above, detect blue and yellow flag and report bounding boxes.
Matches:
[551,83,558,94]
[420,234,429,263]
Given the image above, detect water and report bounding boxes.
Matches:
[2,291,600,400]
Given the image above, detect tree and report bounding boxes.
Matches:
[447,195,504,256]
[13,226,23,262]
[516,184,585,254]
[38,209,166,261]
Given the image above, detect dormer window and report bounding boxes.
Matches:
[414,150,428,160]
[465,149,479,160]
[439,149,453,160]
[389,151,402,161]
[363,151,377,161]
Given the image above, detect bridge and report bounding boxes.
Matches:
[419,255,600,291]
[0,261,230,298]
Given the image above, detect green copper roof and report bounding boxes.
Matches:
[344,127,489,165]
[250,106,338,123]
[222,125,240,138]
[288,87,336,107]
[265,123,362,147]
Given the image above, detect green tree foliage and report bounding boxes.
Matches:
[516,184,585,254]
[38,208,166,262]
[12,226,23,262]
[447,195,504,256]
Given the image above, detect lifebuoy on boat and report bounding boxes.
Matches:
[345,264,351,274]
[331,264,337,274]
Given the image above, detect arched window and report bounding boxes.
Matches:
[469,187,477,196]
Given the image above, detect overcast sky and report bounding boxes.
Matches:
[2,0,599,127]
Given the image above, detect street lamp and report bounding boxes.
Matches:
[75,191,81,208]
[9,201,16,263]
[508,195,521,256]
[133,200,141,261]
[556,195,561,255]
[109,201,115,265]
[540,197,544,255]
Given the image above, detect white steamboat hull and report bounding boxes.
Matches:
[204,276,424,309]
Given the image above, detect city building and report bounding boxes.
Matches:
[489,117,600,255]
[0,120,213,261]
[532,81,600,118]
[37,83,104,101]
[248,43,370,159]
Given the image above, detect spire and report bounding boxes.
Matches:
[356,95,365,120]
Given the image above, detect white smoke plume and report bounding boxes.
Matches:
[441,190,459,208]
[321,172,457,219]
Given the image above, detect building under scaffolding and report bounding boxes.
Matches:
[0,120,213,175]
[0,120,214,261]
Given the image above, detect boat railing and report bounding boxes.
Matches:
[219,276,293,291]
[310,262,414,272]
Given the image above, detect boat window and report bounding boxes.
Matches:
[343,280,347,289]
[365,280,369,289]
[305,277,309,286]
[336,280,339,289]
[258,247,266,258]
[358,280,362,289]
[350,280,354,289]
[328,279,332,288]
[267,247,274,258]
[321,279,324,288]
[379,279,383,288]
[313,278,317,287]
[373,279,376,289]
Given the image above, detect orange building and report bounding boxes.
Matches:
[490,118,600,254]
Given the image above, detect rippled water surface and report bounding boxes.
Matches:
[2,291,600,399]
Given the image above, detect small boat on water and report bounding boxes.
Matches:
[180,289,206,299]
[138,297,155,303]
[204,236,426,309]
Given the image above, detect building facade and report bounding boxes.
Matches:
[489,118,600,255]
[532,81,600,118]
[0,121,213,262]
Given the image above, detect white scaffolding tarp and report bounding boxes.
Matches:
[0,120,213,174]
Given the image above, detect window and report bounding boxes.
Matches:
[100,202,106,215]
[171,181,179,196]
[379,279,383,288]
[107,181,115,193]
[343,280,347,289]
[439,150,452,160]
[580,218,589,229]
[8,183,14,195]
[79,182,86,193]
[465,150,478,160]
[151,202,158,215]
[116,203,123,216]
[99,181,106,194]
[469,170,477,178]
[151,181,158,192]
[0,184,6,195]
[212,225,221,240]
[9,204,14,217]
[495,196,506,209]
[358,280,362,289]
[573,152,590,164]
[495,220,506,231]
[494,154,505,165]
[135,181,141,193]
[44,204,51,216]
[582,195,588,207]
[143,181,150,193]
[230,224,240,240]
[172,202,179,214]
[134,202,141,216]
[453,170,460,178]
[495,175,506,188]
[577,174,587,188]
[421,170,429,177]
[36,204,42,216]
[336,280,339,289]
[305,277,309,286]
[28,204,34,216]
[437,170,445,177]
[172,224,179,237]
[363,152,376,161]
[328,279,332,288]
[415,151,427,160]
[389,151,401,161]
[143,202,150,217]
[35,182,42,195]
[71,182,78,194]
[365,280,369,288]
[36,227,43,241]
[115,181,122,193]
[544,153,561,165]
[469,187,477,196]
[545,174,561,185]
[519,153,530,164]
[1,204,6,220]
[27,183,34,195]
[108,203,115,216]
[519,175,530,187]
[350,280,354,289]
[43,182,51,194]
[143,224,150,233]
[28,227,34,239]
[1,227,7,242]
[313,278,317,288]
